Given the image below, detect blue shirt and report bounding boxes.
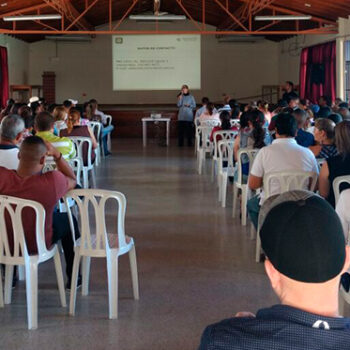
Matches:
[177,94,196,122]
[198,305,350,350]
[296,129,315,148]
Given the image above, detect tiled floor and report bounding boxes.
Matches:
[2,138,343,349]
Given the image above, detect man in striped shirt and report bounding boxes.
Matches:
[35,111,76,159]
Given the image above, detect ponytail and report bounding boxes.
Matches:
[67,110,81,134]
[207,102,214,116]
[248,110,265,148]
[220,110,231,130]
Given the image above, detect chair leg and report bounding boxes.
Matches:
[0,267,3,307]
[218,173,222,202]
[241,186,247,226]
[69,249,81,316]
[232,184,238,218]
[18,266,25,281]
[255,230,261,263]
[4,265,14,304]
[106,252,118,319]
[211,159,215,182]
[198,151,203,175]
[91,169,97,189]
[83,168,88,189]
[82,256,91,296]
[53,250,67,307]
[221,174,228,208]
[25,259,38,330]
[129,245,139,300]
[250,222,256,240]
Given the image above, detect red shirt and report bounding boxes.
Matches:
[0,167,69,254]
[210,126,238,142]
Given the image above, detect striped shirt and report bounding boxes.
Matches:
[36,131,76,159]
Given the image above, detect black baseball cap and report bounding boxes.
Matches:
[259,190,346,283]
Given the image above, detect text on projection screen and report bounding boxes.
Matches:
[112,35,201,91]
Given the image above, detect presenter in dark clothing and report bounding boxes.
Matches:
[177,85,196,147]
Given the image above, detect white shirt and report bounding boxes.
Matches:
[336,189,350,242]
[217,105,231,113]
[250,138,319,203]
[95,109,107,125]
[199,112,220,125]
[0,146,19,170]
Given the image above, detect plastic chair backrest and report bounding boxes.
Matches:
[236,148,259,185]
[105,115,112,126]
[69,137,93,169]
[201,119,221,127]
[89,121,102,141]
[230,119,240,128]
[263,171,318,199]
[333,175,350,205]
[0,195,47,262]
[196,126,213,152]
[317,158,326,169]
[218,140,235,174]
[64,189,127,254]
[213,130,238,157]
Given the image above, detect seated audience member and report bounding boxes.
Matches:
[299,98,310,110]
[230,102,241,121]
[35,111,76,159]
[258,101,272,124]
[199,102,220,125]
[53,106,68,134]
[11,102,26,115]
[309,118,337,159]
[18,105,35,139]
[0,115,24,169]
[210,111,237,143]
[0,98,15,120]
[319,95,332,108]
[0,136,80,287]
[60,110,97,166]
[317,106,332,119]
[287,93,300,110]
[247,113,318,229]
[328,113,343,125]
[199,190,350,350]
[339,107,350,121]
[195,97,210,119]
[63,100,73,114]
[217,96,231,113]
[89,99,114,156]
[319,120,350,207]
[293,109,315,147]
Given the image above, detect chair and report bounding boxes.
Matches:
[88,121,102,166]
[195,126,213,175]
[230,119,240,128]
[255,170,318,262]
[64,189,139,319]
[105,115,113,153]
[232,148,259,226]
[69,137,96,189]
[217,140,235,207]
[0,195,66,329]
[211,130,238,183]
[333,175,350,205]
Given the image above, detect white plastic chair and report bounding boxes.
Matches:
[255,170,318,262]
[232,148,259,226]
[105,115,113,153]
[0,195,66,329]
[211,130,238,183]
[89,121,102,166]
[69,137,96,189]
[64,189,139,319]
[333,175,350,205]
[196,126,213,175]
[217,140,235,207]
[230,119,240,128]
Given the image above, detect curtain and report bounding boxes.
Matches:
[0,47,9,109]
[299,41,336,104]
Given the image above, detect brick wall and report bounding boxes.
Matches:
[42,71,56,104]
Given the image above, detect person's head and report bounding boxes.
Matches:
[339,107,350,120]
[292,108,307,129]
[206,102,215,116]
[287,93,300,109]
[284,81,294,93]
[63,100,73,111]
[229,99,238,109]
[18,106,34,130]
[89,99,99,113]
[18,136,47,170]
[258,101,269,112]
[201,97,209,106]
[314,118,335,144]
[34,111,55,133]
[0,114,25,144]
[319,95,331,107]
[275,113,297,138]
[231,105,241,119]
[223,95,230,105]
[11,103,26,115]
[30,101,43,116]
[328,113,342,125]
[53,106,67,122]
[260,191,350,316]
[316,106,332,119]
[68,99,78,108]
[339,102,349,109]
[67,109,81,134]
[6,98,14,108]
[247,110,266,149]
[181,85,189,95]
[335,120,350,157]
[219,110,231,130]
[239,111,249,129]
[299,99,310,109]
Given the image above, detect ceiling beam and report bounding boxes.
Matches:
[0,4,50,19]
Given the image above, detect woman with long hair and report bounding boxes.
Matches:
[210,110,236,143]
[53,106,68,134]
[199,102,220,125]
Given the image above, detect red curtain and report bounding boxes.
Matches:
[0,47,9,109]
[299,41,336,104]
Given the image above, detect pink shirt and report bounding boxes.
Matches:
[0,167,69,254]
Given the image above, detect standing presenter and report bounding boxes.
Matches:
[177,84,196,147]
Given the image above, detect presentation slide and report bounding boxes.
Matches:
[112,34,201,91]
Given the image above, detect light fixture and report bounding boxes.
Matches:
[218,35,265,43]
[129,14,186,21]
[45,35,92,42]
[254,15,312,21]
[3,14,62,21]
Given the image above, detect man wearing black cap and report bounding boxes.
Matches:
[198,191,350,349]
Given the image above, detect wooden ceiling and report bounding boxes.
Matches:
[0,0,348,42]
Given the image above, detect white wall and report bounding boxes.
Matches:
[0,34,29,85]
[28,21,279,104]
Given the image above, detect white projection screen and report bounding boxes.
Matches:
[112,34,201,91]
